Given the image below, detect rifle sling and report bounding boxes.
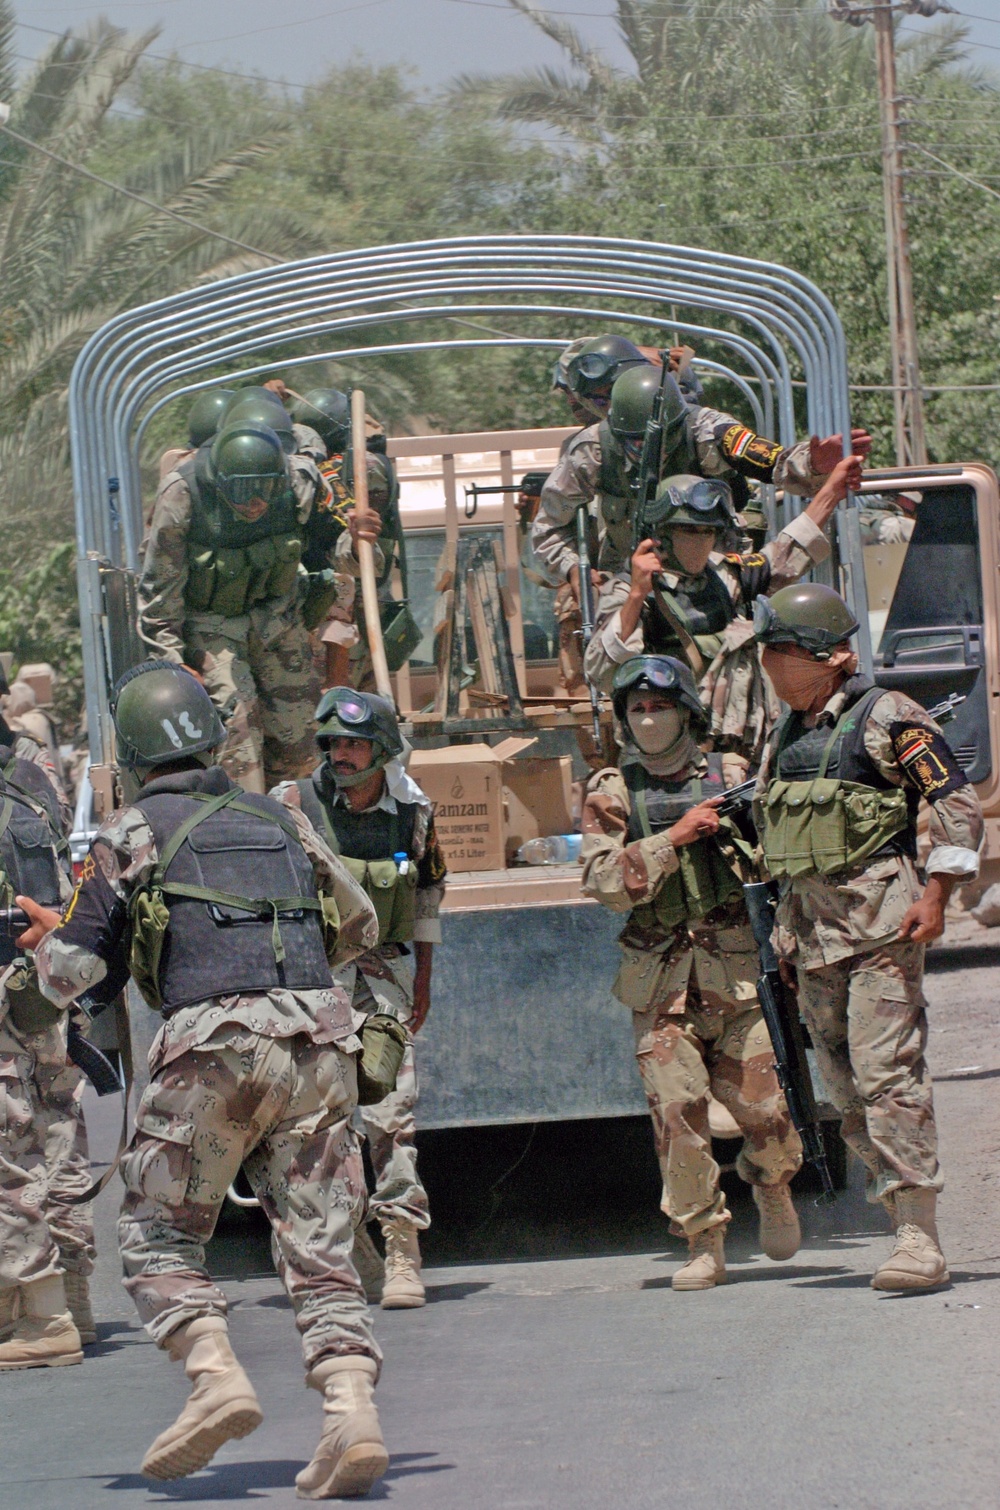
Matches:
[650,579,705,678]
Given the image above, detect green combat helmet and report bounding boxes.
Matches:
[753,582,859,659]
[209,424,288,515]
[639,473,735,538]
[315,687,403,786]
[223,388,296,454]
[289,388,351,453]
[567,335,647,400]
[187,388,235,449]
[611,655,708,730]
[112,660,225,774]
[608,364,688,463]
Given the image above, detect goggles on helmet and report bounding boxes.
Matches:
[662,478,732,519]
[315,687,375,737]
[752,594,857,658]
[218,472,284,510]
[612,657,686,698]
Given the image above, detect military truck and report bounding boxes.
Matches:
[67,237,1000,1173]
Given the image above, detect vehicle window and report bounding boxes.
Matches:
[862,483,989,782]
[403,528,558,667]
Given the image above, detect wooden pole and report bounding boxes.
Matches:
[350,388,394,701]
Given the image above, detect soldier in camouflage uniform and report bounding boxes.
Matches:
[273,687,447,1309]
[0,756,83,1370]
[138,420,364,795]
[581,656,803,1291]
[753,583,985,1292]
[25,663,391,1498]
[533,359,872,589]
[585,459,862,770]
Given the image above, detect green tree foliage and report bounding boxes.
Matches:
[0,544,81,730]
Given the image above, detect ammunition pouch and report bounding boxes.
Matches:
[302,569,343,631]
[633,835,745,932]
[128,884,172,1012]
[761,778,910,879]
[340,856,417,944]
[356,1012,408,1105]
[187,532,303,618]
[5,964,63,1034]
[379,599,422,672]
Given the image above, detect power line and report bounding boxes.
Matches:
[909,140,1000,202]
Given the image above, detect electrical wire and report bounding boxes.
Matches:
[908,140,1000,202]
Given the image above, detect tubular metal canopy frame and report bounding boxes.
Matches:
[68,235,867,764]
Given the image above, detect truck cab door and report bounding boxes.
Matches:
[857,464,1000,803]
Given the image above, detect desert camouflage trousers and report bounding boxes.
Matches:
[187,601,321,795]
[0,1014,93,1286]
[796,938,940,1200]
[118,1026,380,1371]
[340,950,430,1232]
[627,937,802,1237]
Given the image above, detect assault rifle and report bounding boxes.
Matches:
[631,352,672,551]
[743,880,836,1202]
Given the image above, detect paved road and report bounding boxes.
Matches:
[2,925,999,1510]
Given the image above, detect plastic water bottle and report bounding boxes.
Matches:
[516,834,583,865]
[393,851,410,876]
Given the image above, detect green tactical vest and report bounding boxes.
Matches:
[296,777,418,946]
[181,452,303,619]
[760,688,911,880]
[626,762,747,932]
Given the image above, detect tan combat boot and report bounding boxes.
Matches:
[141,1315,263,1481]
[351,1224,384,1305]
[753,1182,802,1261]
[380,1222,426,1309]
[0,1287,17,1344]
[296,1355,388,1500]
[64,1272,97,1346]
[0,1274,82,1369]
[672,1227,727,1291]
[871,1188,950,1292]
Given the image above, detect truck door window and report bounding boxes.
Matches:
[862,483,989,782]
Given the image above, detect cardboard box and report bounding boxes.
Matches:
[409,737,573,873]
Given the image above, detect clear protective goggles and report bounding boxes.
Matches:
[660,477,733,518]
[315,687,377,741]
[611,655,686,698]
[218,471,285,510]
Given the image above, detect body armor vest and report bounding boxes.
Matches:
[760,682,916,879]
[181,451,303,618]
[0,776,65,1032]
[0,745,67,858]
[624,756,744,931]
[297,768,418,945]
[641,564,735,663]
[134,771,333,1014]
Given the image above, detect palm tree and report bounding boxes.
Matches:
[0,4,315,560]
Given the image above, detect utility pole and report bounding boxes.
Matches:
[873,0,927,465]
[830,0,950,466]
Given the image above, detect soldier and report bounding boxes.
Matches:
[0,762,80,1369]
[138,420,343,793]
[580,655,802,1291]
[225,385,328,466]
[272,687,446,1309]
[585,457,861,769]
[0,664,72,835]
[858,490,918,546]
[752,584,984,1291]
[157,387,236,483]
[22,661,390,1497]
[533,359,873,589]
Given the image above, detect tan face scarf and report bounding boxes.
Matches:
[761,645,859,713]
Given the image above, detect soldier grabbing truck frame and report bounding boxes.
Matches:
[752,583,985,1292]
[17,662,394,1499]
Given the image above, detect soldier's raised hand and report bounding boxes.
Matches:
[810,428,872,475]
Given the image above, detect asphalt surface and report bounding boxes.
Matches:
[2,920,999,1510]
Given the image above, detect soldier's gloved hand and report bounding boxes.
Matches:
[668,797,723,848]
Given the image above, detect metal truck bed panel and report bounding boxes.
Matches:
[416,900,645,1128]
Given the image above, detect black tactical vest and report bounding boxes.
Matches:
[641,564,736,658]
[624,754,727,842]
[0,745,65,847]
[775,680,918,856]
[136,769,333,1012]
[0,777,62,968]
[297,766,418,862]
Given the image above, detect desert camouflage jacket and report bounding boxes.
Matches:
[755,679,984,969]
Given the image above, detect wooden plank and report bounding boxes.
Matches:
[466,566,500,696]
[432,586,454,717]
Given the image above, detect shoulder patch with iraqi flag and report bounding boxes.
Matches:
[890,721,967,800]
[717,424,784,480]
